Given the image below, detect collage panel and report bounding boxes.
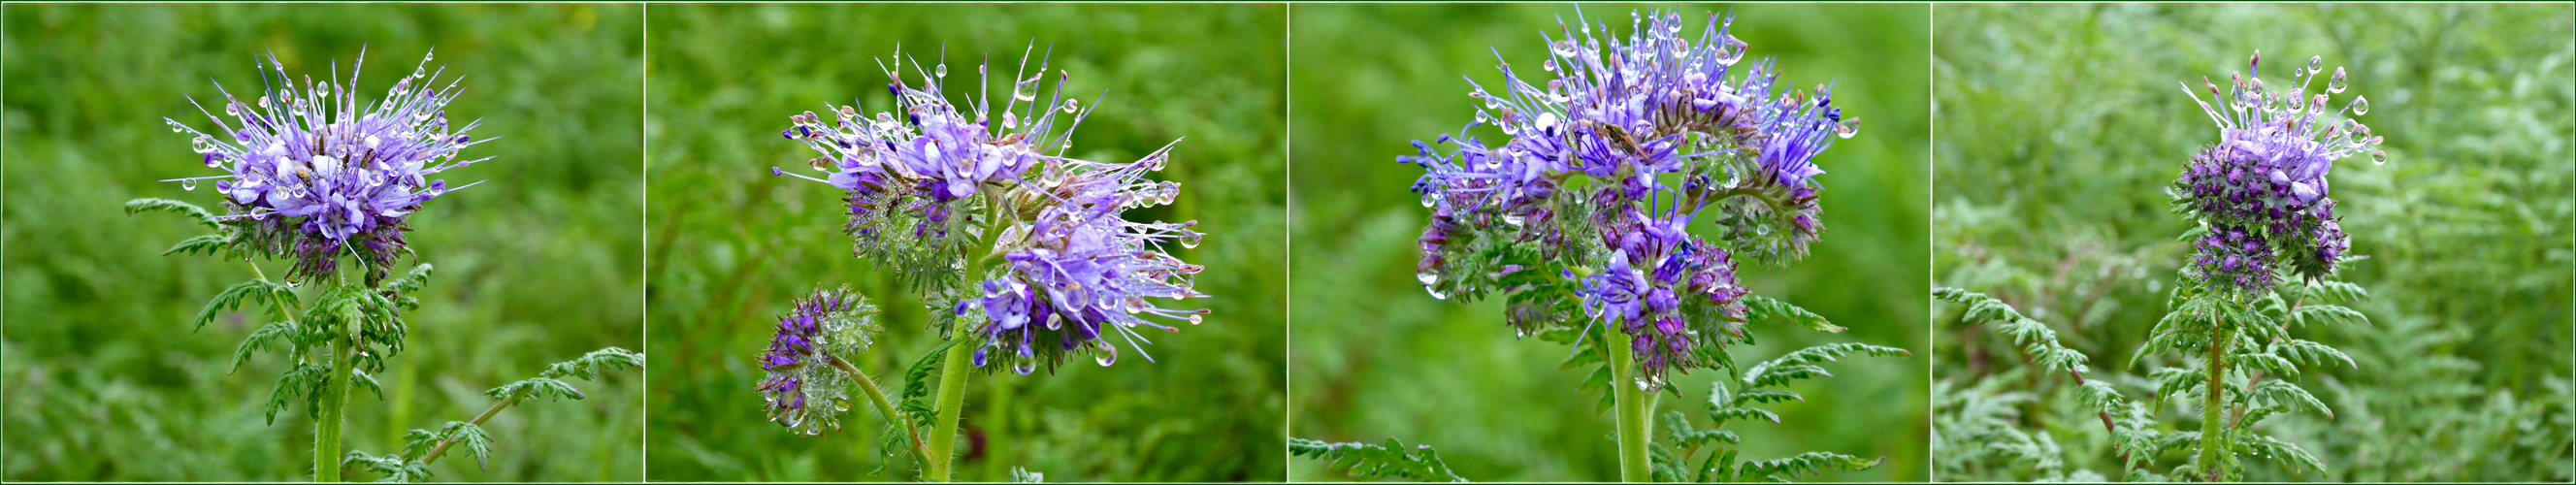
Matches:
[1931,3,2576,482]
[1287,3,1932,482]
[0,3,646,481]
[638,3,1288,482]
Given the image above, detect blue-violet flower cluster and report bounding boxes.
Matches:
[774,48,1209,377]
[2171,51,2382,294]
[1403,11,1853,390]
[165,49,491,282]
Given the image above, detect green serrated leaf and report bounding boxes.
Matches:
[1288,436,1468,482]
[124,198,222,229]
[1744,296,1843,333]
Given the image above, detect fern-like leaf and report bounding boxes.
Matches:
[1743,295,1843,333]
[1289,437,1469,482]
[486,377,584,402]
[124,198,221,229]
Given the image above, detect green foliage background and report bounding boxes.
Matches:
[1288,4,1930,482]
[1933,4,2575,481]
[640,4,1286,482]
[2,3,644,481]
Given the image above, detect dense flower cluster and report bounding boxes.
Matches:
[756,286,880,436]
[774,49,1208,375]
[2171,51,2383,293]
[1403,11,1852,391]
[165,49,490,282]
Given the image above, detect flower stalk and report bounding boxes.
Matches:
[1609,329,1654,483]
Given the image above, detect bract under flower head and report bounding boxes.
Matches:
[164,48,491,282]
[756,285,882,436]
[2172,51,2383,293]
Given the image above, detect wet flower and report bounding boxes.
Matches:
[772,48,1089,263]
[2172,51,2383,292]
[163,49,491,282]
[756,285,882,436]
[1575,195,1750,392]
[960,143,1209,375]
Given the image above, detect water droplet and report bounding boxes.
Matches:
[1474,111,1490,124]
[1542,58,1557,72]
[1425,287,1448,300]
[935,63,948,78]
[168,121,184,133]
[224,103,241,116]
[191,137,214,153]
[2327,67,2348,94]
[1178,230,1202,248]
[1094,344,1119,367]
[258,96,272,109]
[1834,119,1860,139]
[1418,272,1439,286]
[2347,95,2368,115]
[1419,193,1436,209]
[2305,55,2323,75]
[2369,149,2388,165]
[1501,212,1526,227]
[1012,361,1035,375]
[1060,99,1079,113]
[1003,112,1020,130]
[1187,313,1204,325]
[179,179,198,191]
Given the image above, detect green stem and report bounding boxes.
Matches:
[2200,313,2231,482]
[315,339,351,482]
[1608,328,1652,483]
[924,323,974,482]
[417,390,525,466]
[828,354,929,464]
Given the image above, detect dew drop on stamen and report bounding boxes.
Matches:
[1061,99,1079,113]
[1834,119,1860,139]
[1094,343,1119,367]
[1187,313,1204,325]
[1012,361,1035,375]
[2327,67,2348,94]
[2347,95,2369,115]
[2306,55,2324,75]
[179,179,198,191]
[935,63,948,79]
[2369,149,2388,165]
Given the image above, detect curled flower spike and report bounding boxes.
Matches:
[2172,51,2383,292]
[163,48,492,282]
[756,285,882,436]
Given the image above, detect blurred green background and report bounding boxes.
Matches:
[1933,4,2573,482]
[640,4,1285,482]
[1288,4,1929,482]
[3,3,643,482]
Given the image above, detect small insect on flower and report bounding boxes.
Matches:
[2171,51,2384,293]
[163,48,492,283]
[756,285,883,436]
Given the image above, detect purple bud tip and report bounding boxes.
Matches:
[771,167,786,176]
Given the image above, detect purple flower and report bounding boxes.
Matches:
[1575,197,1750,391]
[756,285,881,435]
[957,144,1209,374]
[2173,51,2383,291]
[163,49,490,282]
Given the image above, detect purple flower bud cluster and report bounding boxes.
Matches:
[1575,202,1749,389]
[1401,10,1850,392]
[756,285,880,436]
[773,48,1211,376]
[2171,51,2383,292]
[961,144,1210,375]
[164,49,491,282]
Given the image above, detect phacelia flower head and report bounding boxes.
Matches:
[2172,51,2383,293]
[773,46,1211,376]
[756,285,882,436]
[1401,10,1850,393]
[164,48,491,282]
[772,46,1092,277]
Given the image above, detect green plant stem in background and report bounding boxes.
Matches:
[315,340,350,482]
[420,390,524,465]
[2200,315,2229,482]
[828,354,927,462]
[1608,330,1651,482]
[926,322,973,482]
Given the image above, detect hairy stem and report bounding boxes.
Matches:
[315,339,351,481]
[416,389,525,466]
[925,315,975,481]
[828,353,929,463]
[1608,328,1652,482]
[2200,314,2231,482]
